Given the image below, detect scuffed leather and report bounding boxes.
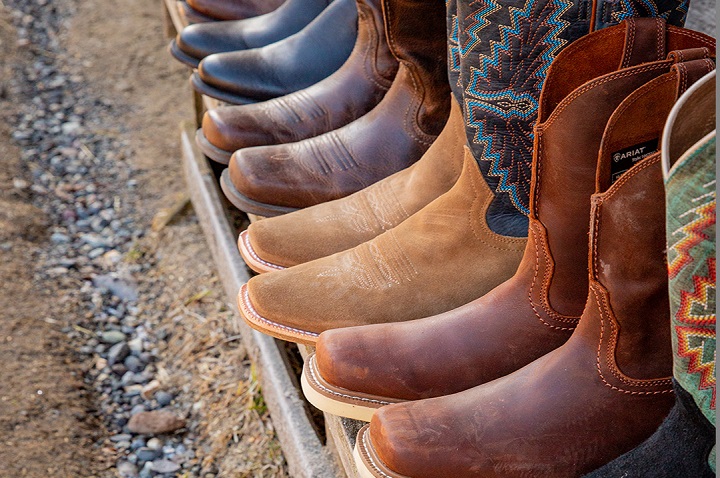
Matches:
[245,96,465,268]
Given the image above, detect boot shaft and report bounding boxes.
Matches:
[586,58,716,383]
[382,0,451,134]
[525,21,715,317]
[456,0,693,233]
[357,0,398,81]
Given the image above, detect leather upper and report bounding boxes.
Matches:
[201,0,397,153]
[196,0,358,101]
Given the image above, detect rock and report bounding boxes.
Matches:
[117,461,138,477]
[155,391,173,407]
[146,438,163,451]
[92,274,138,302]
[127,410,185,435]
[100,330,126,344]
[50,232,69,243]
[107,341,129,365]
[150,459,180,474]
[127,338,143,355]
[110,433,133,443]
[135,447,161,462]
[140,380,161,400]
[124,355,144,373]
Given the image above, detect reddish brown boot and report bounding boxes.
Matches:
[300,24,716,420]
[353,56,715,478]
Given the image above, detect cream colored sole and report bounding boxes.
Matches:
[353,440,380,478]
[237,283,320,345]
[301,358,382,422]
[354,425,409,478]
[237,230,286,274]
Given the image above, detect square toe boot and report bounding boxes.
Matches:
[585,69,718,478]
[238,148,527,345]
[191,0,358,104]
[219,0,451,214]
[186,0,285,21]
[237,97,464,273]
[353,56,716,478]
[301,24,716,421]
[171,0,333,68]
[195,0,398,163]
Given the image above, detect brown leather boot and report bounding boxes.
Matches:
[236,22,714,346]
[185,0,284,21]
[220,0,450,215]
[352,57,716,478]
[195,0,398,164]
[300,24,716,420]
[238,96,464,273]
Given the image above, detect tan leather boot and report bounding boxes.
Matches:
[300,25,716,421]
[220,0,451,215]
[352,57,715,478]
[238,96,465,273]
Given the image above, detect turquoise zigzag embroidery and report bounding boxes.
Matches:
[464,0,573,214]
[611,0,689,24]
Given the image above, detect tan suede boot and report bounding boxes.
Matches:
[238,96,465,273]
[299,26,716,421]
[353,55,715,478]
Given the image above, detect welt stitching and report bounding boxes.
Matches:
[242,232,285,271]
[240,286,319,338]
[307,357,391,406]
[361,430,394,478]
[544,63,668,127]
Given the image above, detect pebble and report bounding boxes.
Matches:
[117,461,138,478]
[155,391,174,407]
[110,433,133,443]
[135,447,161,462]
[100,330,127,344]
[107,341,130,365]
[127,410,185,435]
[151,459,181,474]
[124,355,144,373]
[146,438,163,451]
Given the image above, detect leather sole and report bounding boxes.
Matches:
[220,169,298,217]
[195,128,233,165]
[354,425,409,478]
[301,353,398,422]
[237,283,319,345]
[168,39,200,69]
[237,230,286,274]
[191,72,258,105]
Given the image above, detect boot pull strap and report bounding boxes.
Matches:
[620,17,667,69]
[667,47,714,63]
[671,58,716,97]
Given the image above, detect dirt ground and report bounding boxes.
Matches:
[0,0,287,476]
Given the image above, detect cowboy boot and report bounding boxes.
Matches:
[584,68,716,478]
[184,0,285,21]
[300,25,716,420]
[191,0,358,104]
[236,22,714,345]
[353,55,715,478]
[219,0,451,215]
[171,0,334,68]
[195,0,398,163]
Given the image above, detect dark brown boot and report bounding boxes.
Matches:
[195,0,398,163]
[300,23,715,420]
[353,55,715,478]
[220,0,450,215]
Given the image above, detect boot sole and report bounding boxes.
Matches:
[354,425,410,478]
[195,128,233,165]
[168,39,200,69]
[220,169,299,217]
[191,72,258,105]
[301,353,398,422]
[237,282,320,345]
[237,230,287,274]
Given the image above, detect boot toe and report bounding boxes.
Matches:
[202,106,276,151]
[177,23,248,61]
[198,51,281,101]
[369,405,429,476]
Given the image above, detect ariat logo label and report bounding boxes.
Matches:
[610,139,659,183]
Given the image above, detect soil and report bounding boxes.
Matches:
[0,0,287,476]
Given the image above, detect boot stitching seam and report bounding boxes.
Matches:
[307,356,393,406]
[241,231,285,271]
[240,286,319,339]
